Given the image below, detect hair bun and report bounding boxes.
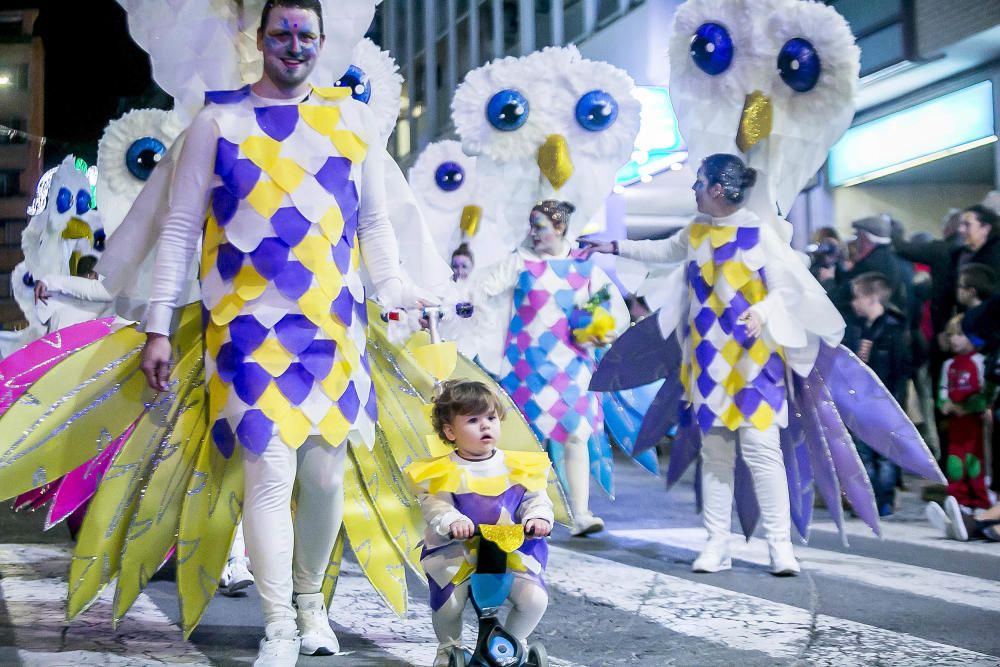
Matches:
[561,202,576,214]
[742,168,757,189]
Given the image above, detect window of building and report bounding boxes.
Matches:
[0,170,21,197]
[2,218,26,246]
[0,117,24,145]
[826,0,910,77]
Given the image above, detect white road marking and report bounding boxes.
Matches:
[611,527,1000,612]
[328,564,580,666]
[546,545,996,666]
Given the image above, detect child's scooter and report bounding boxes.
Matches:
[448,524,548,667]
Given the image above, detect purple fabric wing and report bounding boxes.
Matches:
[814,344,945,483]
[794,378,847,543]
[802,368,881,536]
[634,377,685,455]
[780,411,813,541]
[734,447,760,540]
[590,315,681,391]
[666,417,701,490]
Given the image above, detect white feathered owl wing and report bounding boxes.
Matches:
[668,0,859,237]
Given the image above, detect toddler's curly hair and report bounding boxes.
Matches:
[431,380,506,443]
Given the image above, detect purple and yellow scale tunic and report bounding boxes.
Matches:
[404,449,553,611]
[199,85,376,456]
[680,220,787,433]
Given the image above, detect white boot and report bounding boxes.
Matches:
[570,512,605,537]
[433,643,461,667]
[219,556,254,597]
[768,541,800,576]
[294,592,339,656]
[692,537,731,573]
[254,620,300,667]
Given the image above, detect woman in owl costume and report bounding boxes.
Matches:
[0,1,569,665]
[585,0,944,574]
[476,201,629,537]
[449,46,661,533]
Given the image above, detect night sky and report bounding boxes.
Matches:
[31,1,158,166]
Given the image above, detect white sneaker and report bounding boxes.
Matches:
[253,620,300,667]
[768,541,801,576]
[570,513,605,537]
[219,556,254,597]
[294,592,339,656]
[943,496,969,541]
[692,537,731,572]
[925,501,952,538]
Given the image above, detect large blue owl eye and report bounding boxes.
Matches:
[486,89,529,132]
[777,38,821,92]
[76,189,92,215]
[434,161,465,192]
[335,64,372,104]
[126,137,167,181]
[575,90,619,132]
[690,22,734,76]
[55,187,72,214]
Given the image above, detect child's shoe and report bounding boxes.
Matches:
[925,501,954,538]
[943,496,969,541]
[570,512,605,537]
[219,556,254,597]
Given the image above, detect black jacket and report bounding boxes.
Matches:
[893,234,962,335]
[832,245,910,323]
[844,309,912,404]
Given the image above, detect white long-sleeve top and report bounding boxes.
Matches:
[144,89,403,335]
[618,209,845,377]
[36,274,114,331]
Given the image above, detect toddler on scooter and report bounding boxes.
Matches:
[405,380,553,667]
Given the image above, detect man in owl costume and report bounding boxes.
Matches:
[587,0,944,575]
[131,1,406,663]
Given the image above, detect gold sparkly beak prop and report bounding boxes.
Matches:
[460,204,483,237]
[479,524,526,553]
[736,91,773,153]
[537,134,574,191]
[62,217,94,244]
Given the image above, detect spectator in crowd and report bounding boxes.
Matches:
[926,497,1000,542]
[832,215,909,321]
[846,272,911,517]
[956,263,997,311]
[807,226,845,287]
[938,314,994,512]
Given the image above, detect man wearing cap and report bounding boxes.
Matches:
[831,214,909,320]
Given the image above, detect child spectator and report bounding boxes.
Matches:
[405,380,553,666]
[847,272,912,516]
[939,314,994,511]
[956,262,997,310]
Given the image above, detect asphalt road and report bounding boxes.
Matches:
[2,451,998,666]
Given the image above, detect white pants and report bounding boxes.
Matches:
[563,428,592,520]
[242,435,347,624]
[432,578,549,646]
[700,425,791,544]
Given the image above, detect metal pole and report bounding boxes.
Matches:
[423,0,438,146]
[519,0,535,55]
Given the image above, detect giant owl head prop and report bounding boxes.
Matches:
[668,0,860,239]
[452,46,641,241]
[117,0,379,123]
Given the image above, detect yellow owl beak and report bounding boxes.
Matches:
[537,134,574,191]
[61,217,94,243]
[736,91,773,153]
[460,204,482,237]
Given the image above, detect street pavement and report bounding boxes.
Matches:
[1,450,998,666]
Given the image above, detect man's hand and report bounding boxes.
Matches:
[577,240,615,260]
[738,310,763,338]
[524,518,551,537]
[141,333,173,391]
[33,280,49,305]
[449,518,475,540]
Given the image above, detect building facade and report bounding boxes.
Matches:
[0,8,43,330]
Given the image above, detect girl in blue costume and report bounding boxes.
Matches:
[405,380,553,667]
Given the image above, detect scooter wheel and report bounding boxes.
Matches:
[448,646,468,667]
[527,642,548,667]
